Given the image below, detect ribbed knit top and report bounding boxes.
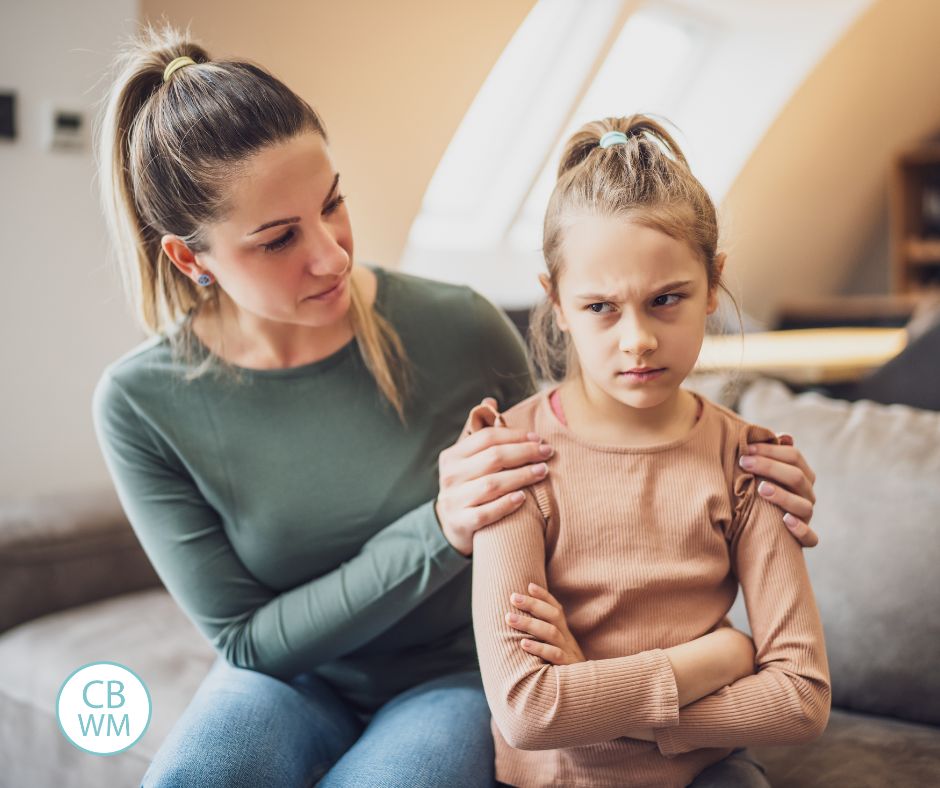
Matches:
[471,388,830,788]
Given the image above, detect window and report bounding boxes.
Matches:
[402,0,872,307]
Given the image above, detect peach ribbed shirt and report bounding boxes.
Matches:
[471,389,830,788]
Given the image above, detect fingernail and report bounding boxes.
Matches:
[511,593,524,604]
[783,513,797,528]
[539,444,554,457]
[738,456,755,470]
[746,444,757,455]
[506,613,518,623]
[510,491,525,504]
[758,481,775,496]
[532,463,548,477]
[527,433,540,442]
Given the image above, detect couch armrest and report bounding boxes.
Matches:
[0,489,162,635]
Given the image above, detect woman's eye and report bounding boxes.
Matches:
[323,193,346,216]
[587,302,614,314]
[262,229,295,253]
[653,293,683,307]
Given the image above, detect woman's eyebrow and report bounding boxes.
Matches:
[247,173,341,235]
[248,216,301,235]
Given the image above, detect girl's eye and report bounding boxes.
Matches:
[262,229,295,253]
[323,193,346,216]
[587,302,614,314]
[653,293,684,307]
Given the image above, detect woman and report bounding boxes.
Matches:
[93,26,819,787]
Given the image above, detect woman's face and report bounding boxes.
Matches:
[190,132,354,328]
[552,215,721,412]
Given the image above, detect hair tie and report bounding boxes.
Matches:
[163,56,197,83]
[599,130,630,149]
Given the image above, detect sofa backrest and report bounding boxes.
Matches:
[731,378,940,727]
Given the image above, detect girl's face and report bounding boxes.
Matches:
[550,215,722,412]
[183,132,354,328]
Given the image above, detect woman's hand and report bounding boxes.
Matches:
[435,398,553,556]
[505,582,585,665]
[744,432,819,547]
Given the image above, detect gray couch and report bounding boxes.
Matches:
[2,380,939,787]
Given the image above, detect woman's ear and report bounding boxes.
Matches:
[706,252,727,315]
[161,235,212,284]
[539,273,569,332]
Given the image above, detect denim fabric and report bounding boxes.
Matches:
[142,658,494,787]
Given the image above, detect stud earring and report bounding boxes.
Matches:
[196,273,213,287]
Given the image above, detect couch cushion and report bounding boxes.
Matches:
[735,379,940,726]
[753,707,940,787]
[0,589,214,787]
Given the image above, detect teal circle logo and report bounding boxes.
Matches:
[56,662,152,755]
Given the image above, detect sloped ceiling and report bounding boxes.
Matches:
[722,0,940,324]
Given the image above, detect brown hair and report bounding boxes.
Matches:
[529,114,738,381]
[97,24,411,418]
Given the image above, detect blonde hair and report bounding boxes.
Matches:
[96,24,411,419]
[530,115,738,381]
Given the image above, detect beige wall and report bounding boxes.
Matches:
[0,0,140,499]
[722,0,940,324]
[142,0,536,267]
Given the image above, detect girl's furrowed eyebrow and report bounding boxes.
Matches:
[575,279,695,301]
[246,173,341,236]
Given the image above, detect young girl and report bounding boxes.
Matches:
[471,117,830,787]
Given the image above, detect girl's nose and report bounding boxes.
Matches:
[618,315,658,357]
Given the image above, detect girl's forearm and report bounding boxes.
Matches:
[665,627,755,708]
[623,628,755,742]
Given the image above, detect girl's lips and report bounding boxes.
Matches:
[619,368,666,382]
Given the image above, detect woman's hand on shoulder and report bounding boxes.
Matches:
[743,432,819,547]
[436,398,553,556]
[504,582,585,665]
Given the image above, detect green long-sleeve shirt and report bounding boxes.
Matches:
[92,267,534,711]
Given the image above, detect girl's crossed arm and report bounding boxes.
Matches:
[472,494,758,751]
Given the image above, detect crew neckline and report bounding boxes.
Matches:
[540,386,712,454]
[185,265,387,380]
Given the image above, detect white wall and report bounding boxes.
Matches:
[0,0,142,498]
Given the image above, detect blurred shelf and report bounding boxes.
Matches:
[906,237,940,264]
[697,327,908,385]
[891,143,940,292]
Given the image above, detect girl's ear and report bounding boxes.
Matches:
[706,252,727,315]
[539,273,569,332]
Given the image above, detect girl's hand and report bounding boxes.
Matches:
[505,582,585,665]
[744,432,819,547]
[436,398,554,556]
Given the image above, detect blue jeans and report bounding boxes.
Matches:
[142,657,495,787]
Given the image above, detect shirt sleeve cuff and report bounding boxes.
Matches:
[421,498,472,570]
[654,719,686,757]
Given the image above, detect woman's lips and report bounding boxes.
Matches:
[304,276,346,302]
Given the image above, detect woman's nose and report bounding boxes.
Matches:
[303,223,350,276]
